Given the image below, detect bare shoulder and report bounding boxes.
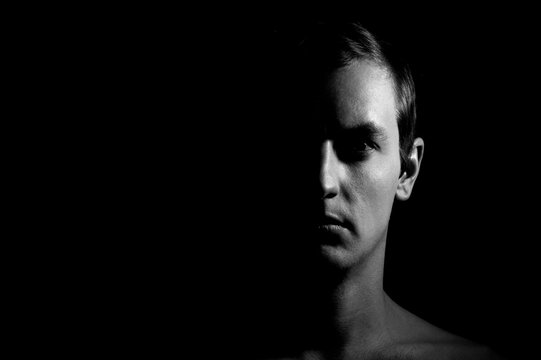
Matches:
[378,340,504,360]
[381,304,505,360]
[255,342,504,360]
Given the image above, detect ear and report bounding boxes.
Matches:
[396,137,424,201]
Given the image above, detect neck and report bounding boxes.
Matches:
[304,237,393,359]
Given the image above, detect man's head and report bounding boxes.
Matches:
[293,22,418,175]
[287,22,424,267]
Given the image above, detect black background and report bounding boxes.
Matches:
[25,4,539,359]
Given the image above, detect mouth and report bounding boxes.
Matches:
[314,214,350,234]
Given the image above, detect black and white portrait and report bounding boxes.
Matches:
[45,5,538,360]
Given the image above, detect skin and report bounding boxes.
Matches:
[264,61,501,360]
[316,59,410,268]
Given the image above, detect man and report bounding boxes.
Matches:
[257,21,504,360]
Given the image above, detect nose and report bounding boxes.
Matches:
[319,140,340,199]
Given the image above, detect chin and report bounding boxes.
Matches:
[320,245,360,269]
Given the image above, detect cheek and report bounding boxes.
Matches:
[351,155,401,219]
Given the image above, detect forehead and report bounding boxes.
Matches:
[320,60,397,132]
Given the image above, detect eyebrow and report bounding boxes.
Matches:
[337,121,388,142]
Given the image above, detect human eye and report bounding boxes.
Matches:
[335,139,377,162]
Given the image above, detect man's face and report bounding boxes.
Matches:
[311,60,402,268]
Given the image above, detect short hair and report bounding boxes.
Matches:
[288,21,417,173]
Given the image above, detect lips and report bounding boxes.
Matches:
[315,213,351,233]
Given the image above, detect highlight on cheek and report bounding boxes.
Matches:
[350,152,401,191]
